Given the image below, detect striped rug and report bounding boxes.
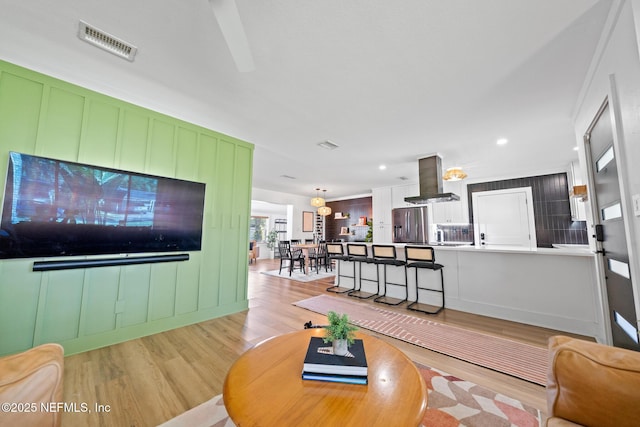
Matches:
[293,294,547,386]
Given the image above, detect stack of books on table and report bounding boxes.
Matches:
[301,337,368,385]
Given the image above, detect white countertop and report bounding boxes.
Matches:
[448,244,594,256]
[334,240,601,340]
[359,242,595,257]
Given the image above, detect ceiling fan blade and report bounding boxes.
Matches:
[209,0,255,72]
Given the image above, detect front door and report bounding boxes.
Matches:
[585,99,639,350]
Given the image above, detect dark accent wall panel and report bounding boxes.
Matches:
[466,173,587,247]
[325,197,372,242]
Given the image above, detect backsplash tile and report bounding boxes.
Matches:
[437,224,473,243]
[464,173,588,247]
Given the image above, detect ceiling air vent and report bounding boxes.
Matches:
[78,21,137,61]
[317,140,339,150]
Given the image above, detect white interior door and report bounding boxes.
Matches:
[473,187,537,249]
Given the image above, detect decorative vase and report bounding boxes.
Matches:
[333,339,348,356]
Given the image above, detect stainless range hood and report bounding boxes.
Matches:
[404,155,460,204]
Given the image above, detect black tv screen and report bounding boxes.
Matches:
[0,152,206,259]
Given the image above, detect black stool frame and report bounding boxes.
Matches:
[371,245,407,306]
[405,246,445,314]
[346,244,378,299]
[325,243,353,293]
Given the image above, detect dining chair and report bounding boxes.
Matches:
[309,241,328,273]
[278,241,305,276]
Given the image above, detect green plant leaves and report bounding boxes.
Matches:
[323,311,358,345]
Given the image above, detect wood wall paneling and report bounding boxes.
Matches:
[149,120,177,176]
[325,197,372,242]
[80,100,119,165]
[0,72,42,156]
[119,265,152,328]
[37,269,85,344]
[0,260,41,351]
[149,262,179,321]
[175,127,199,181]
[81,266,120,336]
[119,110,150,172]
[0,59,253,356]
[39,87,84,160]
[175,251,201,315]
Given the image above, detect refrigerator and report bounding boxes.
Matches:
[392,206,429,244]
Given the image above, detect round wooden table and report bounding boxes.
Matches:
[223,329,427,426]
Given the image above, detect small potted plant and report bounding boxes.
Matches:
[323,311,358,356]
[365,219,373,242]
[266,229,278,258]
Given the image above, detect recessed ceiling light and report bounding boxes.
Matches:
[379,165,387,170]
[496,138,508,145]
[573,146,579,151]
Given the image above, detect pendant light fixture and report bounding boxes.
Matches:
[443,167,467,181]
[317,190,332,216]
[310,188,325,207]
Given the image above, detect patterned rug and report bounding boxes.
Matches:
[293,294,547,385]
[157,364,541,427]
[261,269,335,283]
[419,364,540,427]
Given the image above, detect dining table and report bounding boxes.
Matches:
[293,243,318,275]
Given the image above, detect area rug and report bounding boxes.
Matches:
[261,269,335,283]
[293,294,547,385]
[157,364,541,427]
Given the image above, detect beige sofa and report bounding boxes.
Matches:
[546,335,640,427]
[0,343,64,427]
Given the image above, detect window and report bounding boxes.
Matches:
[250,216,268,242]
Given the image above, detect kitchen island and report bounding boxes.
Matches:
[332,243,605,342]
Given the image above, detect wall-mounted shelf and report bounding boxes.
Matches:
[315,213,324,240]
[570,185,588,201]
[275,219,287,234]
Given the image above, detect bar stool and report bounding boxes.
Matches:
[372,245,407,306]
[346,244,377,299]
[326,243,352,293]
[405,246,445,314]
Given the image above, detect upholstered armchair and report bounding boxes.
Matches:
[0,343,64,427]
[546,335,640,427]
[249,240,259,264]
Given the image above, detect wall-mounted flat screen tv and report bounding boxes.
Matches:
[0,152,206,259]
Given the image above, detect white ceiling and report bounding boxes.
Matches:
[0,0,612,199]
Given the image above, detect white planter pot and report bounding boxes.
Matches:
[332,339,348,356]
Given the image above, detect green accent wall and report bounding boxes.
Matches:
[0,60,253,356]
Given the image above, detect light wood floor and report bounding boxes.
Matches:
[61,259,590,426]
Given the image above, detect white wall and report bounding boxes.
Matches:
[573,0,640,339]
[251,187,317,242]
